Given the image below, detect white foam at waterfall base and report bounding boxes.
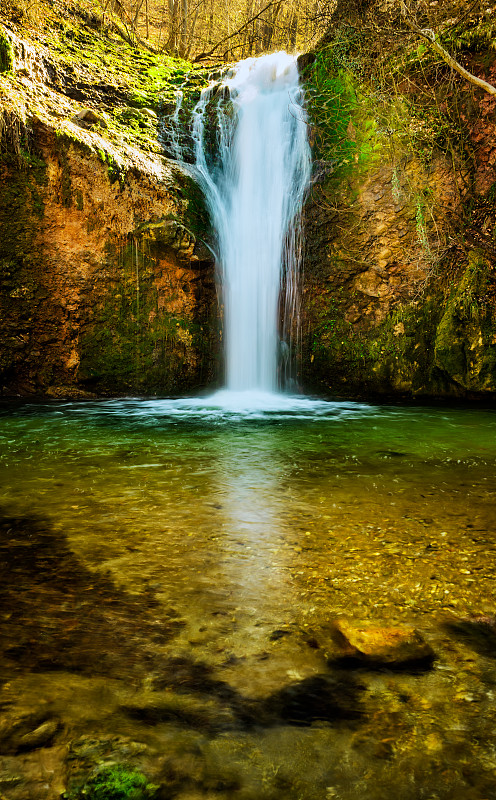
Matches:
[57,392,373,425]
[192,51,311,395]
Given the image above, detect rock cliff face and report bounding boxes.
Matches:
[2,1,496,401]
[300,0,496,398]
[0,10,218,397]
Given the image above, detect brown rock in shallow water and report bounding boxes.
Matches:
[18,719,59,751]
[444,615,496,657]
[329,620,435,667]
[0,711,59,754]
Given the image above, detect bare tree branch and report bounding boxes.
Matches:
[400,0,496,96]
[193,0,277,62]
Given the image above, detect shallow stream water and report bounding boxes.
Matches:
[1,393,496,799]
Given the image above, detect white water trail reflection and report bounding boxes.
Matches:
[212,432,293,645]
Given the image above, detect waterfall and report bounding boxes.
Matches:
[191,52,311,394]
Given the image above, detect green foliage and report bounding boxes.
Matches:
[308,292,370,371]
[379,23,484,160]
[306,53,355,164]
[65,765,158,800]
[415,196,432,259]
[305,290,444,395]
[305,47,380,177]
[322,24,364,76]
[391,167,401,203]
[303,9,496,396]
[18,147,46,170]
[443,18,496,57]
[309,17,473,169]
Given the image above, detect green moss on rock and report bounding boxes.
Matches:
[0,32,14,74]
[435,252,496,391]
[77,237,203,394]
[304,292,444,397]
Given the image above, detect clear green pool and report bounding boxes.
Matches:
[1,394,496,799]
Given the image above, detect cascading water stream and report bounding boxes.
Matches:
[190,52,311,395]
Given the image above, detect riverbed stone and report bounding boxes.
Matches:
[120,690,237,732]
[0,709,60,754]
[18,719,59,751]
[329,620,435,667]
[444,614,496,657]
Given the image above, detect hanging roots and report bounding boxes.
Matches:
[0,108,26,164]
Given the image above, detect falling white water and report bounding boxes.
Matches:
[169,89,184,160]
[191,52,311,393]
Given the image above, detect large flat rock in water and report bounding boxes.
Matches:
[330,620,435,667]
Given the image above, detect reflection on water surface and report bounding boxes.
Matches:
[1,393,496,799]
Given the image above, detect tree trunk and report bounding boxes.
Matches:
[167,0,179,53]
[185,1,200,59]
[179,0,188,56]
[288,5,298,50]
[242,0,253,57]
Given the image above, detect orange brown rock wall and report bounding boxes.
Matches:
[300,18,496,399]
[0,120,219,397]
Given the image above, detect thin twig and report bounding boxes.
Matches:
[193,0,277,62]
